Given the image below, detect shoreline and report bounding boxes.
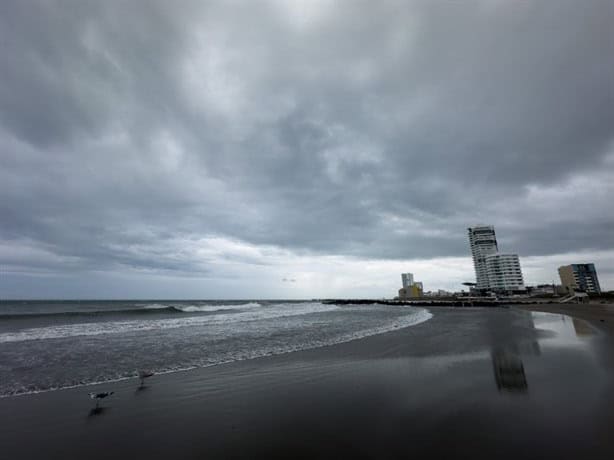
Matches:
[2,303,612,400]
[325,299,614,338]
[0,306,433,400]
[1,306,613,458]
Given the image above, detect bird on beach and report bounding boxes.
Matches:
[89,391,114,408]
[138,370,155,387]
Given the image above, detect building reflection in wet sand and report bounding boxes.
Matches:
[489,310,541,393]
[572,317,595,337]
[491,348,528,392]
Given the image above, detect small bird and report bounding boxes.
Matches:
[89,391,114,408]
[138,370,155,386]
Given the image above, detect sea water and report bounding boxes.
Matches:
[0,300,431,396]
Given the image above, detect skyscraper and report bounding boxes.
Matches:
[467,225,525,292]
[558,264,601,294]
[398,273,423,299]
[401,273,414,289]
[467,225,498,290]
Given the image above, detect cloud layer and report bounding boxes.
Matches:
[1,0,613,297]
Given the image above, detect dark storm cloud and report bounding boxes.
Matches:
[1,0,613,281]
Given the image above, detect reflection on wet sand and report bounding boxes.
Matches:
[488,310,541,393]
[87,406,108,417]
[572,317,595,337]
[489,311,600,393]
[492,349,528,392]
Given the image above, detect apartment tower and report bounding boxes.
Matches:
[484,254,525,291]
[558,264,601,294]
[401,273,414,289]
[467,225,525,292]
[467,225,498,290]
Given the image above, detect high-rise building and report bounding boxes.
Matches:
[558,264,601,294]
[467,225,499,290]
[398,273,423,299]
[467,225,525,292]
[401,273,414,289]
[484,254,524,291]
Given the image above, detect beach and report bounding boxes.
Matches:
[1,304,613,459]
[519,302,614,335]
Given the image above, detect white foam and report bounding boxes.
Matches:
[143,303,169,309]
[0,302,336,343]
[0,307,433,398]
[175,302,261,313]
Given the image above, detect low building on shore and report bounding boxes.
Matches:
[424,289,454,298]
[527,284,567,297]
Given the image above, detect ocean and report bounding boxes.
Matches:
[0,300,432,397]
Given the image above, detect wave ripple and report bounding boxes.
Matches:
[0,302,432,397]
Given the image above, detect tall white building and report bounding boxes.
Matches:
[467,225,525,292]
[467,225,498,290]
[484,254,524,291]
[401,273,414,289]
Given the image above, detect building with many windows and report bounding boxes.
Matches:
[467,225,525,293]
[398,273,423,299]
[467,225,499,290]
[401,273,414,289]
[558,264,601,294]
[484,254,525,291]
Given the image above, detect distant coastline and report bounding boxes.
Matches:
[322,298,562,307]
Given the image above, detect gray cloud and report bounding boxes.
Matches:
[1,0,613,295]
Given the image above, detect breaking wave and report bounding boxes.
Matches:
[0,306,432,397]
[0,302,262,320]
[151,302,262,313]
[0,302,332,343]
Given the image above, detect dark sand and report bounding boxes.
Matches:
[1,306,613,459]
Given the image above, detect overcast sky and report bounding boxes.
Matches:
[1,0,613,299]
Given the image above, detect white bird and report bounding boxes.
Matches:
[89,391,114,408]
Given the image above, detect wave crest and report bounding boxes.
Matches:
[171,302,261,313]
[0,302,263,320]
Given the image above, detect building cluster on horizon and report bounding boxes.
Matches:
[467,225,603,296]
[393,225,604,300]
[468,225,524,294]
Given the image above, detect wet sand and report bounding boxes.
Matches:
[1,307,613,459]
[518,302,614,335]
